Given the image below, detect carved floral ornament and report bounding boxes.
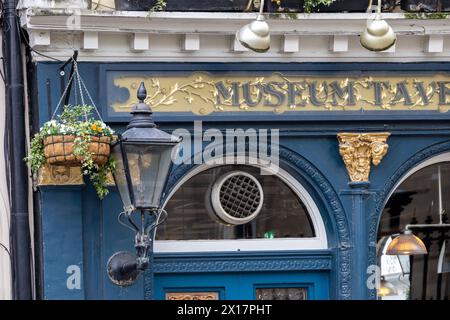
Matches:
[337,133,390,182]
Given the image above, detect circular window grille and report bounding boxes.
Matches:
[211,171,264,225]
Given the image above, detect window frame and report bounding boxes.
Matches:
[154,160,328,253]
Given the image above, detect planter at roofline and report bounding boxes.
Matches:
[401,0,450,12]
[266,0,370,13]
[114,0,257,12]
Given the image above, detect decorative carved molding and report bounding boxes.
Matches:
[337,133,390,182]
[155,145,352,300]
[38,166,116,186]
[277,147,352,300]
[37,164,84,185]
[153,256,332,274]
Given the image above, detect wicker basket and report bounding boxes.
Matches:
[43,135,111,167]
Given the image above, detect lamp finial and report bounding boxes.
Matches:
[137,82,147,103]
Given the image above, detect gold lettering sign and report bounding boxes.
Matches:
[111,72,450,115]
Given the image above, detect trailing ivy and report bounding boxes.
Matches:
[404,12,450,19]
[149,0,167,13]
[25,105,115,199]
[303,0,336,13]
[271,0,337,13]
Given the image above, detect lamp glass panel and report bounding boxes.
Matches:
[124,143,174,209]
[111,143,132,209]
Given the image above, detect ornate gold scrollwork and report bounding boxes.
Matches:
[165,292,219,300]
[110,72,448,115]
[337,132,390,182]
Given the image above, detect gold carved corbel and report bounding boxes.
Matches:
[37,164,84,186]
[37,164,116,186]
[337,132,390,182]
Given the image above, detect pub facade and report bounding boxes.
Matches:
[16,1,450,300]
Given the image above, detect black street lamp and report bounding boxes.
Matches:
[107,82,181,287]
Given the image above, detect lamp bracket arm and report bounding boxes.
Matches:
[117,210,140,234]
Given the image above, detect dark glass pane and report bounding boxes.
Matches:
[157,165,315,240]
[124,143,173,208]
[378,162,450,300]
[111,144,131,209]
[256,288,307,300]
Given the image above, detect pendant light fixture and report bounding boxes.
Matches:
[360,0,396,52]
[236,0,270,53]
[386,229,427,255]
[387,164,450,256]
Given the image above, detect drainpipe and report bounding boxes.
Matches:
[2,0,33,299]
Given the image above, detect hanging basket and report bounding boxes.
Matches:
[43,135,111,167]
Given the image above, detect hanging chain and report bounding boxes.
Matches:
[78,69,104,121]
[73,62,87,120]
[52,67,76,119]
[52,58,104,122]
[73,73,79,106]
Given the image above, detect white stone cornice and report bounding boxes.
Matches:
[19,9,450,62]
[22,9,450,35]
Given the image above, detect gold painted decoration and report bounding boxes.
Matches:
[165,292,219,300]
[37,164,84,186]
[37,164,115,186]
[337,133,390,182]
[109,72,450,115]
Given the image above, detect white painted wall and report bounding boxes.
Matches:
[0,33,12,300]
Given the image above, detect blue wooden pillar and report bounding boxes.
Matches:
[39,185,85,299]
[341,181,372,299]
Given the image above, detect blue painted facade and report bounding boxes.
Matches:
[34,62,450,300]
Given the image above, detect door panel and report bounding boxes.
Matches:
[154,271,329,300]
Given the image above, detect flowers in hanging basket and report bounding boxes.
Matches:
[25,105,115,199]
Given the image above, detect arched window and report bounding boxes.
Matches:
[378,160,450,300]
[155,164,327,252]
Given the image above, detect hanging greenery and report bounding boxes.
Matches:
[303,0,336,12]
[25,105,116,199]
[271,0,337,13]
[25,105,115,199]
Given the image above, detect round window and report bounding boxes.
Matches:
[210,171,264,225]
